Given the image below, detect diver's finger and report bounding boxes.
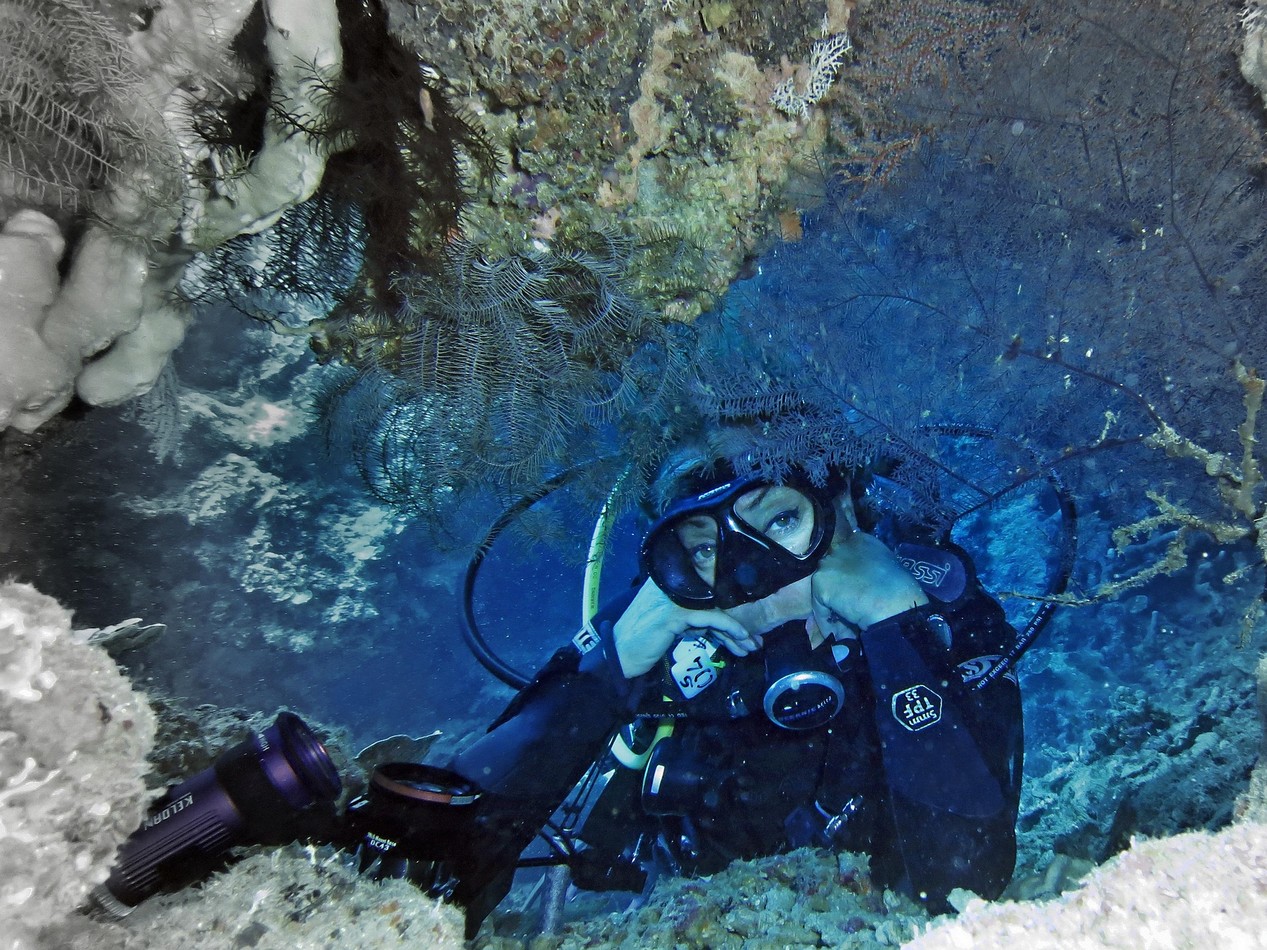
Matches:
[714,633,755,656]
[694,613,759,655]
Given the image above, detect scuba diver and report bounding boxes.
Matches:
[96,448,1032,940]
[434,451,1025,935]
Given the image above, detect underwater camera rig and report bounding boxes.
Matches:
[345,761,483,898]
[95,714,490,919]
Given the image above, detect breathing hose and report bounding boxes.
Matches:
[459,462,628,690]
[921,424,1078,690]
[462,431,1077,694]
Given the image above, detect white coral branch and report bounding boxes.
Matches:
[770,32,852,119]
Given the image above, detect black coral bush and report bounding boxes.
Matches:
[674,0,1267,614]
[323,234,691,520]
[697,0,1267,493]
[183,0,497,326]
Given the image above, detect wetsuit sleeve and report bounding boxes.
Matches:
[859,551,1023,906]
[444,590,645,932]
[452,587,643,796]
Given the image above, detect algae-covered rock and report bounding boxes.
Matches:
[384,0,858,319]
[0,582,156,950]
[522,848,926,950]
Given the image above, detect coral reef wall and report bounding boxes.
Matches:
[0,309,490,749]
[1,0,863,439]
[906,652,1267,947]
[1236,655,1267,823]
[382,0,855,313]
[0,581,155,949]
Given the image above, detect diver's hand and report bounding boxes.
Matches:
[612,579,761,679]
[811,529,927,637]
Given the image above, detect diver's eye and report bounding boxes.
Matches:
[765,508,802,536]
[689,542,717,569]
[757,499,816,556]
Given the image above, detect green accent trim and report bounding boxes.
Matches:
[582,465,633,624]
[610,720,676,770]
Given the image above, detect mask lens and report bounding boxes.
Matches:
[644,522,716,605]
[672,514,720,586]
[641,479,834,609]
[732,485,819,556]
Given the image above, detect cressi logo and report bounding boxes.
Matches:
[898,556,951,588]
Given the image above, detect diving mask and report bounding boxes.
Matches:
[641,474,836,609]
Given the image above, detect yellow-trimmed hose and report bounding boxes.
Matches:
[582,466,676,769]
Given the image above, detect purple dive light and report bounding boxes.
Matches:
[95,711,341,916]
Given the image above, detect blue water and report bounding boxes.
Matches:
[1,3,1264,925]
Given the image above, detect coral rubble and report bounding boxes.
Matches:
[68,846,466,950]
[0,581,156,949]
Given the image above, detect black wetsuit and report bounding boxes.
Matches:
[447,539,1023,934]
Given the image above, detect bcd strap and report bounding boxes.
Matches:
[860,614,1004,818]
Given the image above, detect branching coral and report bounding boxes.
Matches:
[769,32,853,119]
[1057,362,1267,642]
